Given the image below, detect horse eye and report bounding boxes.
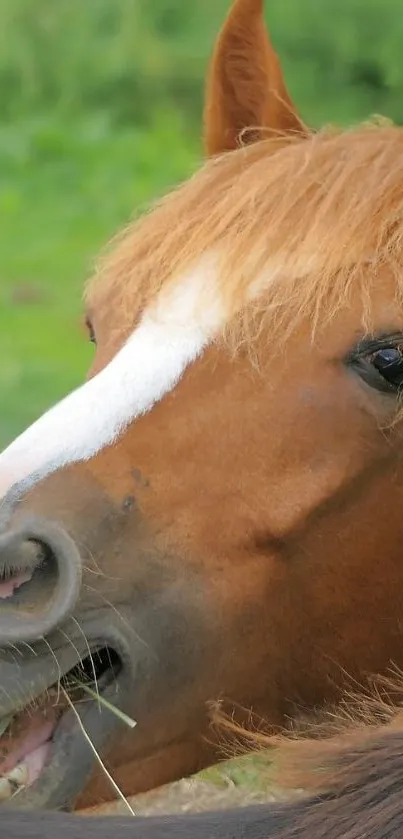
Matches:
[370,346,403,389]
[348,337,403,395]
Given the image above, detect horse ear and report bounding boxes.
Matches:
[204,0,306,156]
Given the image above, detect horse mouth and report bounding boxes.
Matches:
[0,641,131,811]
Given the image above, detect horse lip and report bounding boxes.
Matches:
[0,640,89,717]
[9,662,130,812]
[0,625,134,811]
[0,609,135,716]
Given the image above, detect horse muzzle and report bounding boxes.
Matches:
[0,516,82,642]
[0,515,135,811]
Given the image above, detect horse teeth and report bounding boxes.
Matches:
[0,763,29,799]
[6,763,29,786]
[0,777,12,800]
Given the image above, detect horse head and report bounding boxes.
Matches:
[1,0,403,813]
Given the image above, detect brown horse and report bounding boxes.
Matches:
[2,0,403,815]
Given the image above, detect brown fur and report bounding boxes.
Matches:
[209,679,403,837]
[274,678,403,836]
[203,0,306,154]
[276,722,403,838]
[274,673,403,792]
[88,126,403,363]
[4,0,403,815]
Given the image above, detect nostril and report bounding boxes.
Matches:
[0,519,82,643]
[0,568,33,600]
[0,539,59,608]
[0,539,45,600]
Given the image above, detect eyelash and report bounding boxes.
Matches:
[348,334,403,394]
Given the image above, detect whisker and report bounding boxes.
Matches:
[76,540,118,583]
[5,643,24,659]
[83,585,150,653]
[18,641,38,658]
[61,688,136,816]
[58,629,84,672]
[70,617,101,710]
[39,637,62,707]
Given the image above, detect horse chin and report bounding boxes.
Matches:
[0,630,133,812]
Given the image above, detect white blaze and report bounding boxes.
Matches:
[0,264,224,500]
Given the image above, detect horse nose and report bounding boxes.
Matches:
[0,517,82,643]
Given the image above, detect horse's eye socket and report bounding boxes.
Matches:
[370,346,403,389]
[349,338,403,395]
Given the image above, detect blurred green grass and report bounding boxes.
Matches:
[0,113,198,446]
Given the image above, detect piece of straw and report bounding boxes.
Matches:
[61,688,136,816]
[73,681,137,729]
[0,715,14,738]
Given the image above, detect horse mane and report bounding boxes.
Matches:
[211,672,403,837]
[277,724,403,838]
[88,123,403,353]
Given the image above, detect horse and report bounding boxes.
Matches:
[2,0,403,815]
[5,690,403,838]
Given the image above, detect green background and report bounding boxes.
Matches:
[1,0,401,447]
